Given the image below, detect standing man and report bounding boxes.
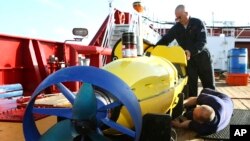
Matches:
[156,4,215,97]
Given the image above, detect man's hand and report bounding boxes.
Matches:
[185,50,191,60]
[171,119,182,128]
[171,118,191,129]
[184,96,197,108]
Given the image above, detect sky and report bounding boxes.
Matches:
[0,0,250,45]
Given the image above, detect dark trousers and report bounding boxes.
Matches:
[187,48,215,97]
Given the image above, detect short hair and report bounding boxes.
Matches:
[175,4,186,12]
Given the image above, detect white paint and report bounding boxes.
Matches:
[207,36,235,71]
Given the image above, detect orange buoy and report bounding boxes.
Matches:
[133,1,144,13]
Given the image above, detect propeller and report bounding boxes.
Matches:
[23,66,142,141]
[39,83,111,141]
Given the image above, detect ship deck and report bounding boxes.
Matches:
[0,78,249,141]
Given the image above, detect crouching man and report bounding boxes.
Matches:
[171,88,234,135]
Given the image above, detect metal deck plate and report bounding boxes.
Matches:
[200,109,250,140]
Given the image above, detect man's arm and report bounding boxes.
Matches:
[190,19,207,56]
[171,119,191,129]
[156,26,176,45]
[184,96,197,108]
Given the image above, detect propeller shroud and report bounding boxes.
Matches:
[23,66,142,141]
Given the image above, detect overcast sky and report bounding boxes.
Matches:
[0,0,249,44]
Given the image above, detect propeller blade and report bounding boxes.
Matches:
[72,83,97,120]
[40,119,74,141]
[88,132,111,141]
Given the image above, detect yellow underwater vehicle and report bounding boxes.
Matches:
[23,45,188,141]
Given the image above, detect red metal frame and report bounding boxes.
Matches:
[0,9,123,122]
[0,34,112,96]
[0,33,112,122]
[89,16,109,46]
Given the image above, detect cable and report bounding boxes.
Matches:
[141,16,175,25]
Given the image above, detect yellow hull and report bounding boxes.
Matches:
[103,46,188,128]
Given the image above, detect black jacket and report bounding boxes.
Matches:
[156,17,207,57]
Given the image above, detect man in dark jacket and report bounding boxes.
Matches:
[171,88,234,135]
[156,4,215,97]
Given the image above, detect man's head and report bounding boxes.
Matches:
[193,105,215,124]
[175,4,189,25]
